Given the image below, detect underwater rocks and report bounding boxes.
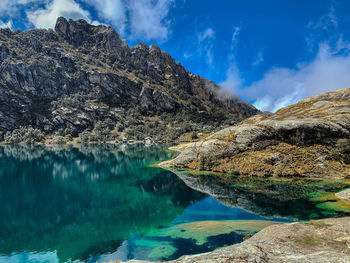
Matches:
[128,217,350,263]
[161,88,350,178]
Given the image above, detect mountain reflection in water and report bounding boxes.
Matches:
[0,144,349,262]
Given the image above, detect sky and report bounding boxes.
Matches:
[1,0,350,112]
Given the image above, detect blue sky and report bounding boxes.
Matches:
[1,0,350,111]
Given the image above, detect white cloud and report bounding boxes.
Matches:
[77,0,175,41]
[0,0,11,15]
[307,5,338,31]
[197,27,215,65]
[26,0,93,29]
[129,0,174,41]
[252,49,264,66]
[220,64,242,95]
[229,26,240,54]
[82,0,127,33]
[0,0,46,16]
[305,4,340,53]
[198,28,215,42]
[219,26,242,94]
[0,0,175,41]
[243,43,350,112]
[0,20,13,29]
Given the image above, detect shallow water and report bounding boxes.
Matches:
[0,144,349,262]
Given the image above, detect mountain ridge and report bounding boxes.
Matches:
[0,17,258,143]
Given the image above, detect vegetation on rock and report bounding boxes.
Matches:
[161,88,350,179]
[0,17,258,144]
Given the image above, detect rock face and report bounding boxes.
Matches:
[161,88,350,178]
[0,17,258,140]
[336,189,350,205]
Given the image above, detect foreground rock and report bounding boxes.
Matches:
[128,217,350,263]
[0,17,258,143]
[161,88,350,178]
[336,189,350,205]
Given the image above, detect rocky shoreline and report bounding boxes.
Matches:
[154,88,350,262]
[336,189,350,205]
[127,216,350,263]
[160,88,350,179]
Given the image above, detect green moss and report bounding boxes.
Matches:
[316,201,350,212]
[294,236,323,247]
[307,220,329,227]
[228,184,254,188]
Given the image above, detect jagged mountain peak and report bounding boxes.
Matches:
[0,17,258,142]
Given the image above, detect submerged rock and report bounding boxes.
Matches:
[128,217,350,263]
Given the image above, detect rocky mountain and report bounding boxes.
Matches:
[161,88,350,178]
[0,17,258,143]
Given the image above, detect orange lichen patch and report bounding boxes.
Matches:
[168,143,195,152]
[273,98,350,121]
[187,159,199,169]
[217,131,237,142]
[178,132,211,143]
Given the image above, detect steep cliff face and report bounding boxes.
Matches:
[0,17,258,142]
[161,88,350,178]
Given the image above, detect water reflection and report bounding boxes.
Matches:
[0,144,205,262]
[173,170,350,221]
[1,144,349,262]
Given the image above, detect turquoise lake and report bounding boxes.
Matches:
[0,144,349,262]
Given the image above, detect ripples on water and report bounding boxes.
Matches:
[0,144,349,262]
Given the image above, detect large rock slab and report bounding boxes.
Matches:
[161,88,350,178]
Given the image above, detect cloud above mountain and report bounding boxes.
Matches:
[0,0,174,41]
[27,0,93,29]
[0,0,350,112]
[219,2,350,112]
[244,44,350,112]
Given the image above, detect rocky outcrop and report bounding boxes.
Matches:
[336,189,350,205]
[0,17,258,139]
[128,217,350,263]
[161,88,350,178]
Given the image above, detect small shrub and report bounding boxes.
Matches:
[4,126,45,144]
[190,131,198,140]
[65,134,73,141]
[228,164,240,175]
[52,135,66,144]
[116,123,124,132]
[198,154,218,171]
[331,138,350,164]
[79,130,91,143]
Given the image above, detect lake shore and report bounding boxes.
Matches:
[127,216,350,263]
